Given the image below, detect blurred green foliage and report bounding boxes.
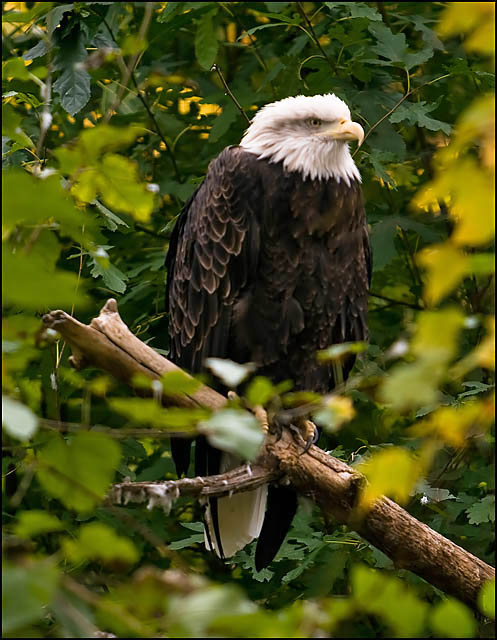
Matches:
[2,1,494,637]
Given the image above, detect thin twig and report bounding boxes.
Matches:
[211,64,250,125]
[40,418,192,439]
[130,73,182,183]
[296,2,334,69]
[91,7,182,185]
[369,291,423,311]
[355,74,451,154]
[103,2,155,124]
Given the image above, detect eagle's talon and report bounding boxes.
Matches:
[302,425,319,454]
[253,404,269,435]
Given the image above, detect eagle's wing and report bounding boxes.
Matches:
[166,146,265,559]
[166,146,261,376]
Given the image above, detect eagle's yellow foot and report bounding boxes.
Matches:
[253,405,269,435]
[289,419,319,453]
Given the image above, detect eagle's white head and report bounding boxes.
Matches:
[240,93,363,185]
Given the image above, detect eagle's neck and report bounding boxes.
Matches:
[239,133,361,185]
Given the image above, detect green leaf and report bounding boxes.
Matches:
[22,40,49,61]
[369,22,407,63]
[2,57,31,81]
[2,2,53,24]
[161,370,202,396]
[317,342,367,361]
[205,358,255,387]
[195,10,218,70]
[36,432,121,513]
[3,240,89,310]
[326,2,381,21]
[2,562,60,635]
[351,565,429,637]
[390,101,451,135]
[46,3,74,37]
[429,598,477,638]
[77,124,146,163]
[14,510,64,538]
[169,524,205,550]
[245,376,276,406]
[96,154,155,221]
[159,179,197,202]
[465,495,495,525]
[208,103,238,143]
[93,200,130,231]
[202,409,264,460]
[478,579,495,619]
[2,104,34,148]
[53,29,91,116]
[90,256,128,293]
[62,522,140,566]
[109,398,208,430]
[157,1,185,23]
[265,2,289,11]
[2,169,89,242]
[2,395,38,441]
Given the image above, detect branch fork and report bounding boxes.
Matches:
[42,299,495,609]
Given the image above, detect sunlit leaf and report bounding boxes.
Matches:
[36,432,121,513]
[2,56,31,81]
[317,342,367,361]
[161,370,202,396]
[417,243,470,305]
[429,598,477,638]
[313,395,356,433]
[14,510,64,538]
[478,578,495,619]
[62,522,140,566]
[350,565,429,637]
[356,447,428,508]
[109,398,208,430]
[245,376,276,406]
[410,399,494,447]
[439,2,495,55]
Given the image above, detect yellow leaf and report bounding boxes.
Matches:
[475,317,495,369]
[411,308,465,362]
[454,94,495,167]
[417,243,470,305]
[452,317,495,375]
[380,359,443,412]
[356,447,428,509]
[410,398,494,448]
[439,2,495,54]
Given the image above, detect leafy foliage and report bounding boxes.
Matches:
[2,1,494,638]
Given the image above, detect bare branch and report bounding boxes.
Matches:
[211,64,250,125]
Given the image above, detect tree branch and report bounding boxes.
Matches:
[42,300,495,610]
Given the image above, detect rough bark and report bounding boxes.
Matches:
[42,299,495,610]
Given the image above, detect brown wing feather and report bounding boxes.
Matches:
[166,147,261,475]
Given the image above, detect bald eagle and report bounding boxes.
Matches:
[166,93,370,570]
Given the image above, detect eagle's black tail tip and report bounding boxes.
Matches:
[254,485,297,571]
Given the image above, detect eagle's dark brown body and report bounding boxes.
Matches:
[167,146,370,388]
[166,145,370,568]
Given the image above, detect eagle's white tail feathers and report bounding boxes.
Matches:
[204,453,267,558]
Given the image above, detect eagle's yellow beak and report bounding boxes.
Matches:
[322,119,364,147]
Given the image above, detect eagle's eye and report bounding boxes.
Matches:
[309,118,321,128]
